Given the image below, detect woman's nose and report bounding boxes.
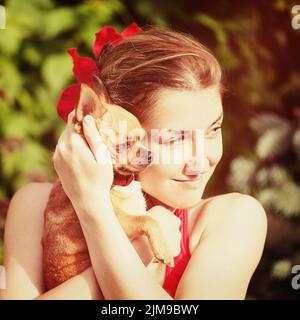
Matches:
[183,129,209,175]
[184,156,209,176]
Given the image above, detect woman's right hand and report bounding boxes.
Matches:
[147,205,182,258]
[52,110,114,212]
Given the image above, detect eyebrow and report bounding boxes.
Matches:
[149,110,224,136]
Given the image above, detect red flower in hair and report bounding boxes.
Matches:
[57,23,141,123]
[93,23,141,58]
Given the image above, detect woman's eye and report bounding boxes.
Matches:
[168,135,183,144]
[161,132,187,145]
[206,126,222,139]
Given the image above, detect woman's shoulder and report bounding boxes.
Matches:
[11,181,54,204]
[205,192,266,218]
[7,182,54,225]
[189,192,267,251]
[197,192,267,239]
[2,182,55,299]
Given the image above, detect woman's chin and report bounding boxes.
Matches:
[163,189,205,209]
[140,178,207,210]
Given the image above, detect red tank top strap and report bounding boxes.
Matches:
[162,208,191,298]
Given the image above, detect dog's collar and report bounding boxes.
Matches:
[112,173,134,187]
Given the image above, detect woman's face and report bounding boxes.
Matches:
[136,86,223,210]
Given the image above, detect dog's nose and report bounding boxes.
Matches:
[140,149,153,164]
[146,151,153,163]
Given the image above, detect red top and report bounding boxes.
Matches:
[162,208,191,298]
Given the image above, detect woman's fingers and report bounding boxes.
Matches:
[82,115,112,165]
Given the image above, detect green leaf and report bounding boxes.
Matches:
[1,112,50,139]
[250,113,290,134]
[292,128,300,160]
[1,139,52,190]
[22,45,42,66]
[258,181,300,217]
[0,57,23,101]
[0,24,28,55]
[34,84,60,121]
[42,7,77,38]
[2,112,31,139]
[271,259,292,280]
[194,13,227,44]
[227,157,257,193]
[41,53,72,95]
[255,125,292,160]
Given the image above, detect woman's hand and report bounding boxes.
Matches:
[147,205,182,259]
[52,110,114,210]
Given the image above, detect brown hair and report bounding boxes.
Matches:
[97,25,224,126]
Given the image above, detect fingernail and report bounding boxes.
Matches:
[95,134,103,143]
[84,115,93,126]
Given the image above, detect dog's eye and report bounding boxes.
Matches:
[116,141,129,152]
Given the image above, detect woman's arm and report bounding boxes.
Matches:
[34,267,103,300]
[73,193,174,300]
[0,183,103,300]
[174,193,268,300]
[50,112,179,300]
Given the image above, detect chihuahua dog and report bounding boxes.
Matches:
[42,76,174,290]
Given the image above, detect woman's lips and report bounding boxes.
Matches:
[172,175,204,189]
[172,175,203,182]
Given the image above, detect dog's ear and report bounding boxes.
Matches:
[92,75,112,104]
[73,83,107,133]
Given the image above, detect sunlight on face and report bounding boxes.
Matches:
[136,86,224,210]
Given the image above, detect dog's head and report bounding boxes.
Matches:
[73,75,153,176]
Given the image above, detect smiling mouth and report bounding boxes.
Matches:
[172,175,203,182]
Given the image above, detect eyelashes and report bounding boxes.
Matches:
[203,126,222,140]
[160,132,188,145]
[160,126,222,145]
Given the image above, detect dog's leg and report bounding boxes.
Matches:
[115,211,174,266]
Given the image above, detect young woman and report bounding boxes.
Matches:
[1,25,267,300]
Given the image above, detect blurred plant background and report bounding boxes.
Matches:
[0,0,300,299]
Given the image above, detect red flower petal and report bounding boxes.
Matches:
[67,48,97,85]
[121,22,141,39]
[56,83,81,123]
[93,26,122,58]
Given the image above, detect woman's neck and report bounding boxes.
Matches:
[142,191,176,213]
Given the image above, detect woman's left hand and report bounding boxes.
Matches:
[52,110,114,211]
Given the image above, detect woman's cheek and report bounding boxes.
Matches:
[137,161,178,192]
[207,133,223,166]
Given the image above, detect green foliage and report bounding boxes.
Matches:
[229,112,300,217]
[0,0,126,201]
[228,111,300,297]
[271,259,292,280]
[0,0,127,272]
